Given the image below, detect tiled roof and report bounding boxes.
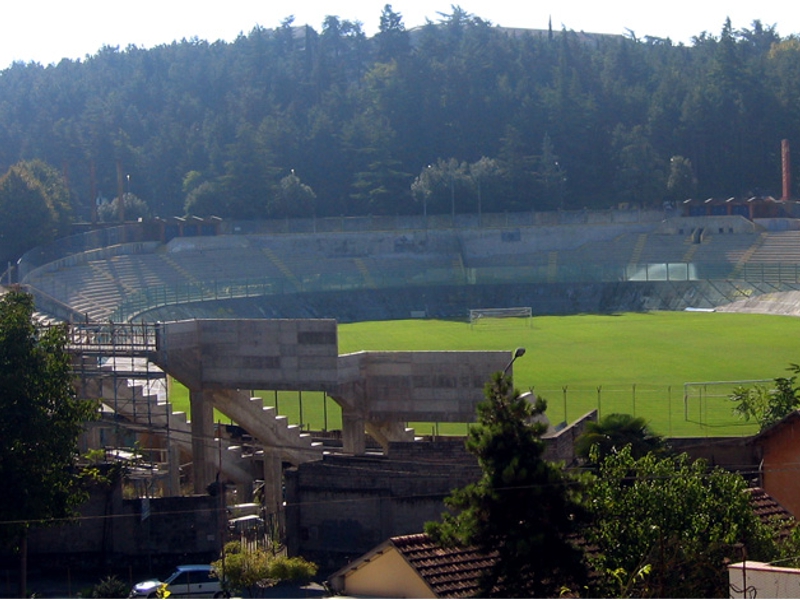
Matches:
[390,533,496,598]
[747,487,796,537]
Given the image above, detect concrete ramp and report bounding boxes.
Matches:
[717,290,800,316]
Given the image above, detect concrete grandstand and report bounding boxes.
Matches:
[19,209,800,324]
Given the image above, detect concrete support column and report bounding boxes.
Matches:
[262,448,283,535]
[167,443,182,497]
[365,421,411,452]
[342,410,366,455]
[189,390,217,495]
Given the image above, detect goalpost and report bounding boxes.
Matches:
[469,306,532,329]
[683,379,771,428]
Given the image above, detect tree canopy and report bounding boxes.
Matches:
[729,363,800,431]
[0,290,96,595]
[584,447,780,598]
[0,10,796,231]
[0,160,71,264]
[575,412,667,464]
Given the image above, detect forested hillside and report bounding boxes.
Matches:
[0,6,798,229]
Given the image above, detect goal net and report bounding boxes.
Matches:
[683,379,771,428]
[469,307,532,329]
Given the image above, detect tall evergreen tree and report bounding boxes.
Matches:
[426,371,588,597]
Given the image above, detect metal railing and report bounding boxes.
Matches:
[62,321,159,356]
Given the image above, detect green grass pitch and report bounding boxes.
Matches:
[168,311,800,438]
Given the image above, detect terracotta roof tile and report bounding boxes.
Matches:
[390,533,497,598]
[747,487,796,538]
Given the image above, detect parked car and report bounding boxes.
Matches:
[129,564,226,598]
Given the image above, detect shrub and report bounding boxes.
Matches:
[87,575,128,598]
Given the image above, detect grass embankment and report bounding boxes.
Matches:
[169,312,800,437]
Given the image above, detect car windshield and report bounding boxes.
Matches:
[164,570,182,584]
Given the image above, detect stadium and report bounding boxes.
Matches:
[15,205,800,430]
[12,202,800,568]
[17,204,800,434]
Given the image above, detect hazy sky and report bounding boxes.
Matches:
[1,0,796,70]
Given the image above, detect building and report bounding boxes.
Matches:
[750,410,800,518]
[327,533,495,599]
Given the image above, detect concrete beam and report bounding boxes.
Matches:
[334,350,509,423]
[154,319,339,391]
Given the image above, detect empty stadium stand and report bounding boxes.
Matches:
[18,211,800,324]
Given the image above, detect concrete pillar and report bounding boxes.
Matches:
[235,483,253,504]
[189,390,217,495]
[365,421,411,452]
[167,443,181,497]
[342,410,366,455]
[262,448,283,524]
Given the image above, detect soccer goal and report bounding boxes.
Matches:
[683,379,771,428]
[469,307,532,329]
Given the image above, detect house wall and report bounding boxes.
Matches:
[759,419,800,518]
[669,437,757,472]
[729,561,800,598]
[543,410,597,465]
[342,548,435,599]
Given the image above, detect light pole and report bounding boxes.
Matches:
[503,347,526,376]
[424,165,431,219]
[450,172,455,220]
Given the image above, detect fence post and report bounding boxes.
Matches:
[298,390,303,428]
[668,385,672,437]
[596,385,602,419]
[683,385,688,422]
[323,392,328,432]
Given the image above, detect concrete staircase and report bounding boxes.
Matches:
[91,362,254,486]
[729,232,769,278]
[207,389,324,466]
[82,358,324,487]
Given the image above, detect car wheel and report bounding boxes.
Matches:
[213,592,230,598]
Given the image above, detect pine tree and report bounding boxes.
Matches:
[426,371,588,598]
